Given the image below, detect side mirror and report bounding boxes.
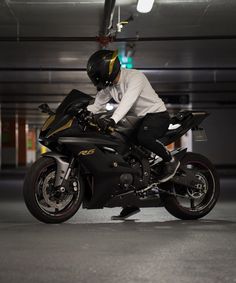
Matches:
[38,103,54,114]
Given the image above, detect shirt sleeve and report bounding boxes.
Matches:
[87,89,112,114]
[111,72,145,123]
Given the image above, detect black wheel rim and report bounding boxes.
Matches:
[172,160,216,213]
[35,161,81,217]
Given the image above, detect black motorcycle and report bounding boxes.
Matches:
[23,89,220,223]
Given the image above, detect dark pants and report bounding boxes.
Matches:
[137,111,171,162]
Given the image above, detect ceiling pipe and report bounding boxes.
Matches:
[100,0,116,37]
[0,67,236,71]
[0,36,97,42]
[1,35,236,42]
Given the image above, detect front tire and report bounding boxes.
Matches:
[23,157,84,223]
[161,152,220,220]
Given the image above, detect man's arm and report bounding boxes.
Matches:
[111,72,145,123]
[87,90,112,114]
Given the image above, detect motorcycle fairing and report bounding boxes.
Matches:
[39,89,92,142]
[159,111,209,145]
[58,136,141,209]
[58,131,129,155]
[56,89,93,115]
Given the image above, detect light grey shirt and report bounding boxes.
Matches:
[87,68,166,124]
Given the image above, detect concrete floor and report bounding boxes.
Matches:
[0,173,236,283]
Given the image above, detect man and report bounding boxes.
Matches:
[87,49,180,220]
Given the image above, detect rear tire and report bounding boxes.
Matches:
[161,152,220,220]
[23,157,84,223]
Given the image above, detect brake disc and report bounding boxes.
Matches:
[42,171,73,209]
[187,173,208,199]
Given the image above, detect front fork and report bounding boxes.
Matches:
[42,152,77,191]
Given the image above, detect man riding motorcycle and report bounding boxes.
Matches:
[86,49,180,220]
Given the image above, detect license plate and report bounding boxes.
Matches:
[192,128,207,141]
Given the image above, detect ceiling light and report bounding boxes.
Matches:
[137,0,154,13]
[59,57,78,62]
[157,0,210,3]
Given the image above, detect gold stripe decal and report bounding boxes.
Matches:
[48,118,74,137]
[42,115,55,131]
[109,50,118,75]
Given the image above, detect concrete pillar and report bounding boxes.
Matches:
[1,116,17,168]
[27,127,37,164]
[18,118,27,167]
[0,105,1,169]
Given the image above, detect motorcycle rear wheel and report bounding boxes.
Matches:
[161,152,220,220]
[23,157,84,223]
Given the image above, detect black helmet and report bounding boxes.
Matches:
[87,50,121,91]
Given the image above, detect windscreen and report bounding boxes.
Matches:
[56,89,93,115]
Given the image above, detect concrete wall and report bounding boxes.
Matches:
[192,108,236,166]
[0,104,2,170]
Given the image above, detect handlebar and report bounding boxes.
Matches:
[82,111,116,134]
[87,119,115,134]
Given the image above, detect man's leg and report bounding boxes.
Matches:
[137,112,180,182]
[111,112,178,220]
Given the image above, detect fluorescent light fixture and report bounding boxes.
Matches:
[137,0,154,13]
[59,57,78,62]
[157,0,210,2]
[9,1,104,4]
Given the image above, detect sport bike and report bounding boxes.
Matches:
[23,89,220,223]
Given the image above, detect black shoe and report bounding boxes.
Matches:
[111,206,140,220]
[158,157,180,183]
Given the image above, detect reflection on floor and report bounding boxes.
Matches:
[0,172,236,283]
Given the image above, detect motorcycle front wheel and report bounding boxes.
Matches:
[23,157,84,223]
[161,152,220,220]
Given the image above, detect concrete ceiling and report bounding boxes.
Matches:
[0,0,236,124]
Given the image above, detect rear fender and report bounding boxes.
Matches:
[191,111,209,128]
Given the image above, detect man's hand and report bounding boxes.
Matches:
[84,109,93,117]
[97,117,116,132]
[84,109,95,122]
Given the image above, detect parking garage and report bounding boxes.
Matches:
[0,0,236,282]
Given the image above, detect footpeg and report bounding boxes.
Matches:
[136,182,160,198]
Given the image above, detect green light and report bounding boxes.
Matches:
[118,52,133,69]
[126,63,133,69]
[127,57,132,63]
